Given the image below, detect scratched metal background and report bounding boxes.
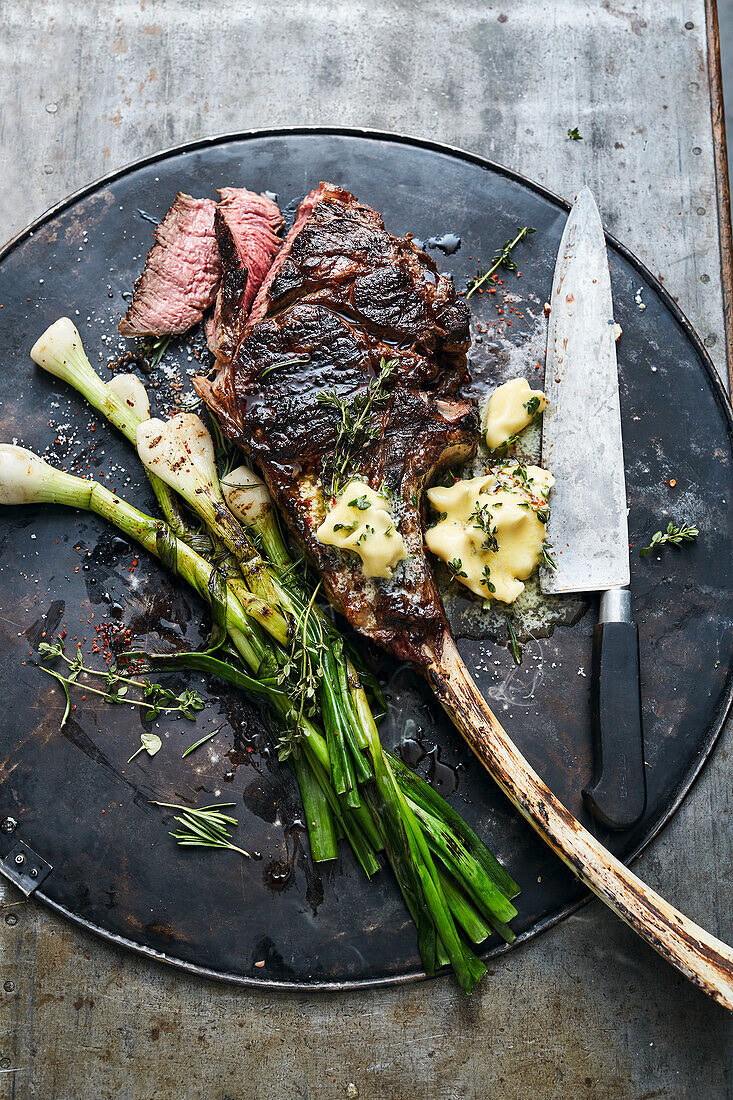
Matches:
[1,2,732,1098]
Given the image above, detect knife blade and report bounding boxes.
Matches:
[541,186,629,593]
[540,187,645,830]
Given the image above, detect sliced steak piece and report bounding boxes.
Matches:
[195,184,477,664]
[209,188,283,366]
[119,193,221,338]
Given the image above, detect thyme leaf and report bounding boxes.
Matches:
[567,127,583,141]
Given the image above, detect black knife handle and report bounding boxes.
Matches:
[583,617,647,831]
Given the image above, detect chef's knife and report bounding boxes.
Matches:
[541,186,646,831]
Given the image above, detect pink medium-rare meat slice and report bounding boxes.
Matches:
[209,188,284,366]
[195,184,478,664]
[119,193,221,338]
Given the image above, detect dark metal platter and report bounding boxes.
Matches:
[0,129,731,990]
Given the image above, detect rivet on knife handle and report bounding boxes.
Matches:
[583,587,646,830]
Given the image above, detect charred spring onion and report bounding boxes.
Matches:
[0,318,522,993]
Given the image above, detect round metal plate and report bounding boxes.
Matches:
[0,128,731,990]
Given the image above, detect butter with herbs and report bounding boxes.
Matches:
[316,480,406,578]
[426,463,554,604]
[483,378,547,450]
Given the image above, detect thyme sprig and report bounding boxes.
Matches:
[38,639,204,725]
[640,521,699,556]
[285,581,326,729]
[317,358,397,497]
[152,802,250,859]
[470,502,499,553]
[447,558,468,579]
[466,227,535,299]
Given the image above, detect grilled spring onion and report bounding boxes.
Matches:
[12,319,522,993]
[0,445,521,990]
[30,318,198,543]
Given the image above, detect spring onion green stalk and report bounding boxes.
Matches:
[30,318,194,541]
[12,319,524,992]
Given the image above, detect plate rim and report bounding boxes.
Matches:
[3,124,732,992]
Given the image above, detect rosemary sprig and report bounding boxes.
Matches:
[640,521,699,556]
[506,619,521,665]
[261,356,311,378]
[567,127,583,141]
[146,335,171,368]
[182,727,222,757]
[317,357,396,497]
[466,227,535,299]
[152,801,250,858]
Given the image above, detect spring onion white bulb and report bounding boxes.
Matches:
[137,413,223,516]
[30,318,100,389]
[0,444,89,507]
[106,374,150,421]
[221,466,273,528]
[30,318,146,444]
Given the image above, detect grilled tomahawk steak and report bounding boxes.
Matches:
[195,183,478,664]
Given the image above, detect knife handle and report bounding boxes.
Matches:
[583,591,647,831]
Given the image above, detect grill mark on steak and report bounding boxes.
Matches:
[195,184,478,664]
[119,193,221,338]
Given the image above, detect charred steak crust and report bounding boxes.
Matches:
[195,183,479,664]
[119,192,221,338]
[258,185,470,384]
[210,188,284,367]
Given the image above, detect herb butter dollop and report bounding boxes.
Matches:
[316,480,406,578]
[483,378,547,450]
[426,463,554,604]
